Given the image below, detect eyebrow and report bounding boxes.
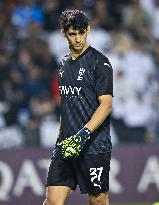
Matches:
[68,31,77,35]
[67,29,86,35]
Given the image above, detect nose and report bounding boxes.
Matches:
[75,34,81,43]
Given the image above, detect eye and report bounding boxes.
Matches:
[79,30,85,35]
[68,33,76,36]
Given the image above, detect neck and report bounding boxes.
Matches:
[70,43,89,60]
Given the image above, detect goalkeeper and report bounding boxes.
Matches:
[43,9,113,205]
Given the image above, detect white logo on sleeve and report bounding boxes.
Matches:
[104,62,110,67]
[77,68,85,80]
[59,68,64,77]
[90,167,103,189]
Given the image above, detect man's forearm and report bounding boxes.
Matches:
[85,95,112,133]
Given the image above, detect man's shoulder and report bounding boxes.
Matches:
[90,47,111,67]
[59,53,70,67]
[90,46,109,62]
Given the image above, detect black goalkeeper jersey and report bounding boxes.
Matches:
[56,46,113,154]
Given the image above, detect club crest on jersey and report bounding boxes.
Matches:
[77,68,85,80]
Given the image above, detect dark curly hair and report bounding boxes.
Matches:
[59,10,89,32]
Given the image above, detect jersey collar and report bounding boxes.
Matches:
[70,46,92,62]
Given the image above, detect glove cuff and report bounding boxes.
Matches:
[76,127,91,138]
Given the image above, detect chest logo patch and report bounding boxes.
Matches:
[77,68,85,81]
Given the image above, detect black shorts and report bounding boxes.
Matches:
[46,153,111,195]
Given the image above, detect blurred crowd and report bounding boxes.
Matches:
[0,0,159,148]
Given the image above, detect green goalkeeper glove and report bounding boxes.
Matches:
[59,127,91,159]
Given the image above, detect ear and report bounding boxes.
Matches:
[61,29,66,37]
[86,26,91,35]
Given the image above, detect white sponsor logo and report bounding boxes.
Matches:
[59,86,81,96]
[77,68,85,80]
[0,159,50,201]
[0,155,159,201]
[137,156,159,192]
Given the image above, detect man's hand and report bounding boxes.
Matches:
[59,127,91,158]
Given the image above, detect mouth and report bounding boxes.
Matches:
[74,44,83,47]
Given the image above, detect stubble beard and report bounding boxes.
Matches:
[70,43,85,54]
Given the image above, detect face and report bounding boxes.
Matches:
[63,26,90,52]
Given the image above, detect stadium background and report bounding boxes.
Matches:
[0,0,159,204]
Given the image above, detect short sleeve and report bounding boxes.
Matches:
[95,57,113,97]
